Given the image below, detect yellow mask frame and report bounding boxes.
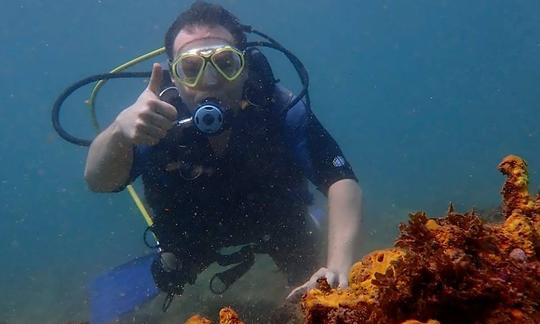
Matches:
[170,45,245,87]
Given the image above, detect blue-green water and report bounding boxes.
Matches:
[1,0,539,322]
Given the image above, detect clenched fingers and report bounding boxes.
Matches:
[132,132,159,146]
[148,99,177,123]
[140,109,174,131]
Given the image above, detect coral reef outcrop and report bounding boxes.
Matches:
[301,155,540,323]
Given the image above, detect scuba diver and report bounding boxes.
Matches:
[81,0,362,312]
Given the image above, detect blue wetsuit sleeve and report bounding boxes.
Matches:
[284,100,358,195]
[110,145,151,192]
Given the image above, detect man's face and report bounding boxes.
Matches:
[172,25,247,113]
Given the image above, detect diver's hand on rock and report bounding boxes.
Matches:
[285,267,349,303]
[114,63,177,146]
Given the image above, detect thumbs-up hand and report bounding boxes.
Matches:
[114,63,178,146]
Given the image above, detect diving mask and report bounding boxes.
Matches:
[170,45,245,87]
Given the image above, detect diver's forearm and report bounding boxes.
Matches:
[326,179,362,272]
[84,122,134,192]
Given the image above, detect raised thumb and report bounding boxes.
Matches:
[147,63,163,95]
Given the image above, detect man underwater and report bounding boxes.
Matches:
[84,1,362,306]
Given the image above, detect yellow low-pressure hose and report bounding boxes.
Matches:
[86,47,166,228]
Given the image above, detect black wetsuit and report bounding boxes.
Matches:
[123,86,357,285]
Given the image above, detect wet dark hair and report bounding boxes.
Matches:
[164,1,247,59]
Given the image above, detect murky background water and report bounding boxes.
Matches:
[1,0,539,322]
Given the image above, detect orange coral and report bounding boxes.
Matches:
[497,155,540,218]
[185,307,244,324]
[219,307,244,324]
[301,155,540,323]
[186,315,213,324]
[496,155,540,256]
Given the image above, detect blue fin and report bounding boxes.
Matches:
[89,253,160,323]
